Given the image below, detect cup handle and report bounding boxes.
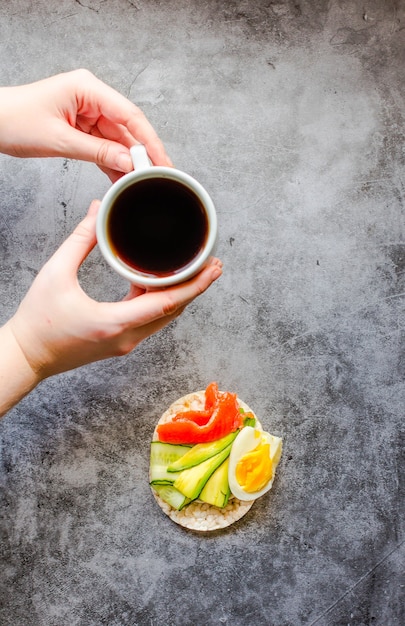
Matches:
[130,144,152,171]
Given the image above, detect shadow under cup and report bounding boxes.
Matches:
[96,167,217,288]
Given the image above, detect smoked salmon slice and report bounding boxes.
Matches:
[156,383,243,444]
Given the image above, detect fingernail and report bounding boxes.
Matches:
[116,152,133,172]
[212,266,222,280]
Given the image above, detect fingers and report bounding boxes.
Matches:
[103,260,222,353]
[124,305,189,347]
[109,258,223,327]
[87,118,136,181]
[56,121,134,174]
[73,70,172,167]
[92,116,136,150]
[97,165,128,184]
[122,284,146,301]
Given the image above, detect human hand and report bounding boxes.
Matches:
[0,69,171,181]
[8,200,222,381]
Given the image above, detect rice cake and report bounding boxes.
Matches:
[151,390,261,531]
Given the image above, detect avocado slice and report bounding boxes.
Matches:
[199,458,231,508]
[173,443,233,500]
[167,430,239,472]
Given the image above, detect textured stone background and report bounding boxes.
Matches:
[0,1,404,625]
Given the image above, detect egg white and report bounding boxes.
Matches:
[228,426,282,501]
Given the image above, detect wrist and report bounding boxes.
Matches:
[0,85,36,158]
[0,320,42,416]
[0,86,18,156]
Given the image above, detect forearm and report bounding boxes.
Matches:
[0,321,41,417]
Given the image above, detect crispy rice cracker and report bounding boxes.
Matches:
[151,390,261,531]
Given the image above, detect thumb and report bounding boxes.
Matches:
[58,124,133,173]
[50,200,101,272]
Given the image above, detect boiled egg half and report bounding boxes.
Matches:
[228,426,282,501]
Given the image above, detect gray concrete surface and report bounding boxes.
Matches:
[0,1,404,625]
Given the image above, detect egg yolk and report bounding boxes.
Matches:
[235,440,273,493]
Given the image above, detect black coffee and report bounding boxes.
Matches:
[107,177,208,276]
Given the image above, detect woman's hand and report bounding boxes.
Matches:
[7,200,222,381]
[0,69,221,417]
[0,69,171,181]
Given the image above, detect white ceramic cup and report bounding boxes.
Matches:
[96,145,217,288]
